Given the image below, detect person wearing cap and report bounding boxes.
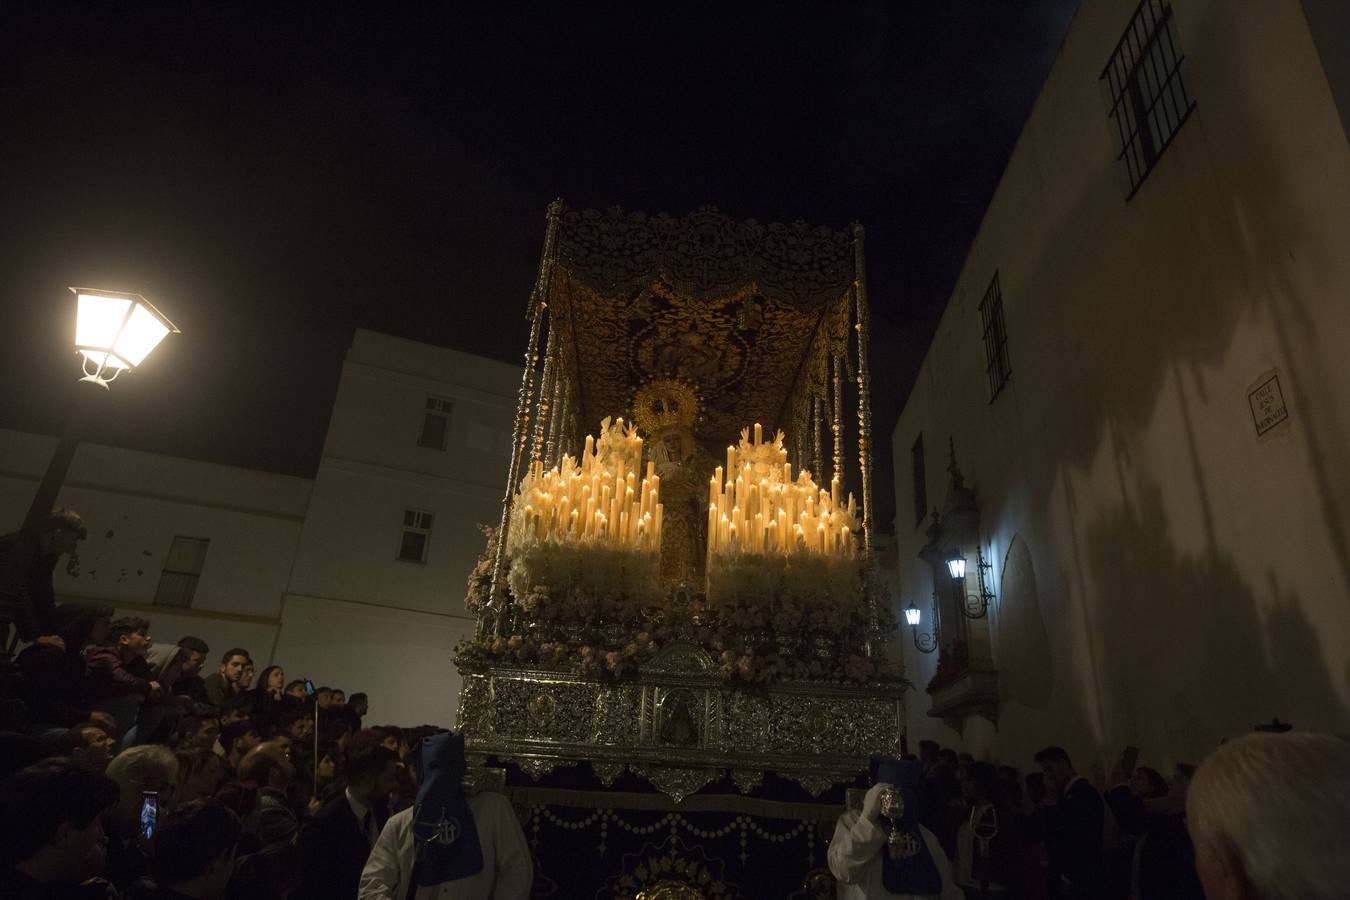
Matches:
[829,754,964,899]
[358,731,530,900]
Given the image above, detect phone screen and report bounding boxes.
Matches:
[304,679,316,697]
[139,791,159,843]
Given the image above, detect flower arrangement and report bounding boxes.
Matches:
[703,425,866,647]
[455,627,662,683]
[454,599,906,688]
[502,416,665,626]
[464,524,499,614]
[506,543,660,626]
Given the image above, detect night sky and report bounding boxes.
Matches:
[0,2,1078,534]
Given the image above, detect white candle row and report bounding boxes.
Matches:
[511,417,662,551]
[706,424,858,560]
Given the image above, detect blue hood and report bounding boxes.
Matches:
[410,732,483,885]
[870,754,942,895]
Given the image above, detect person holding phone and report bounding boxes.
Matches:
[139,792,159,844]
[104,745,180,891]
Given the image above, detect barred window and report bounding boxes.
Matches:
[1101,0,1196,197]
[980,272,1012,401]
[153,536,210,608]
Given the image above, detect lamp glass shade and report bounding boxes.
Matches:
[74,290,175,372]
[904,604,922,626]
[947,556,967,580]
[75,293,132,353]
[115,303,172,366]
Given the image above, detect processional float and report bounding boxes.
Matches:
[454,201,907,896]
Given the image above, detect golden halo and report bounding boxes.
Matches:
[633,379,701,436]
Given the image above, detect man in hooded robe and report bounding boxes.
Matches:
[829,755,964,899]
[358,731,531,900]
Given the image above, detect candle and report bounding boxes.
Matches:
[700,423,860,562]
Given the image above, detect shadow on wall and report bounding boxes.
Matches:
[1082,473,1350,765]
[1001,0,1350,591]
[969,1,1350,761]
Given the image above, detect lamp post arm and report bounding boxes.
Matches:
[19,384,98,536]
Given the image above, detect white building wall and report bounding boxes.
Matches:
[890,0,1350,777]
[276,329,519,727]
[0,428,309,659]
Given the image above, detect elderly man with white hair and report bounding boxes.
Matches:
[1187,731,1350,900]
[104,743,179,890]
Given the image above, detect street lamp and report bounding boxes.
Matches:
[72,288,178,388]
[946,555,966,580]
[15,288,178,535]
[904,599,937,654]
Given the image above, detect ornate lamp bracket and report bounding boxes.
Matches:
[957,545,996,620]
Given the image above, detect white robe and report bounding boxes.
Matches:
[827,810,965,900]
[358,792,532,900]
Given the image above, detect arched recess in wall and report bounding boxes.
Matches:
[997,535,1053,709]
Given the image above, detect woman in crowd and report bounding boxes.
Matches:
[253,666,286,702]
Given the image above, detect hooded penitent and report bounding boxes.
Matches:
[411,732,483,885]
[870,754,942,896]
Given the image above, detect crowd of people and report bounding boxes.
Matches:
[5,511,1350,900]
[0,510,531,899]
[905,741,1203,900]
[830,734,1350,900]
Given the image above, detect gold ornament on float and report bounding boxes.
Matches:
[633,378,701,437]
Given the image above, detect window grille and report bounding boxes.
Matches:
[980,272,1012,401]
[1101,0,1196,197]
